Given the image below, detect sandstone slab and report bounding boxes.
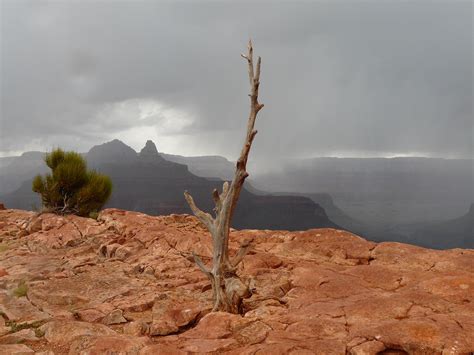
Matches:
[0,208,472,354]
[0,344,34,354]
[40,320,116,345]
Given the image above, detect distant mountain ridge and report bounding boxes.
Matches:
[253,156,473,225]
[245,188,411,244]
[1,141,472,248]
[162,153,234,180]
[0,141,234,195]
[410,204,474,249]
[0,151,48,195]
[0,139,338,231]
[87,139,139,165]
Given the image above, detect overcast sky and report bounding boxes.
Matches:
[1,0,472,163]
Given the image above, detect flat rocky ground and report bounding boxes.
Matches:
[0,208,473,354]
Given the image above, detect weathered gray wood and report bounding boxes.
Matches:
[184,40,264,313]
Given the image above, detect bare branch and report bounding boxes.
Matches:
[212,188,220,203]
[226,40,264,222]
[245,40,254,86]
[222,181,229,198]
[212,188,222,215]
[250,130,258,144]
[231,239,253,268]
[193,253,212,277]
[255,56,262,82]
[184,191,214,230]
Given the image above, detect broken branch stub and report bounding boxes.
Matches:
[184,40,263,313]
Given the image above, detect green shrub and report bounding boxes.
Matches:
[13,281,28,297]
[32,148,112,217]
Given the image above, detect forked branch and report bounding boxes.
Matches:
[184,40,264,313]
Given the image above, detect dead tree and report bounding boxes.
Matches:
[184,40,264,313]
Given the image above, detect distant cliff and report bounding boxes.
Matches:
[253,156,474,226]
[0,142,234,195]
[0,139,337,231]
[410,204,474,249]
[162,153,234,180]
[3,141,471,248]
[0,151,47,195]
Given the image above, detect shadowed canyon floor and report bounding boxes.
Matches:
[0,209,473,354]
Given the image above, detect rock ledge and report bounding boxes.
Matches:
[0,208,472,354]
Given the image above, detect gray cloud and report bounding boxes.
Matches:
[1,1,472,164]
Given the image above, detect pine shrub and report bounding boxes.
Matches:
[32,148,112,217]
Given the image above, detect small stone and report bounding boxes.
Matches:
[350,340,386,355]
[102,309,127,325]
[144,266,155,276]
[150,296,202,336]
[98,243,123,258]
[115,246,131,260]
[74,309,105,323]
[123,321,145,336]
[149,322,179,336]
[27,217,43,234]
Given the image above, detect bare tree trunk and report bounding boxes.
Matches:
[184,40,264,313]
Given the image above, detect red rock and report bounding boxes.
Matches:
[0,344,34,354]
[102,309,127,325]
[69,334,149,354]
[0,292,50,325]
[350,340,386,355]
[123,321,147,336]
[0,208,472,354]
[112,292,156,312]
[0,329,39,344]
[0,203,5,210]
[344,294,414,326]
[39,213,67,231]
[139,344,186,354]
[180,338,237,353]
[235,320,272,345]
[0,319,6,337]
[26,216,43,234]
[150,293,205,336]
[417,275,474,304]
[180,311,245,339]
[40,320,116,345]
[284,318,347,340]
[74,309,105,323]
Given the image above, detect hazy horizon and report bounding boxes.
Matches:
[1,1,472,163]
[1,137,473,162]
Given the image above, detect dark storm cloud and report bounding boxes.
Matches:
[0,1,472,163]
